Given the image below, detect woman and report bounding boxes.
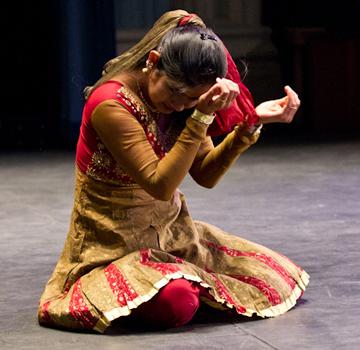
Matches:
[38,10,308,333]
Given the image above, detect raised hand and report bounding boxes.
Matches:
[255,86,301,124]
[196,78,240,115]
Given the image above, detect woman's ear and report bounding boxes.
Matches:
[147,50,161,67]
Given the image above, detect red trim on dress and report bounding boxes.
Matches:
[208,273,247,314]
[40,300,52,323]
[230,274,282,306]
[104,263,139,307]
[174,256,185,264]
[140,249,181,275]
[201,239,296,290]
[69,280,98,329]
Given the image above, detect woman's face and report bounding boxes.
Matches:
[147,69,212,114]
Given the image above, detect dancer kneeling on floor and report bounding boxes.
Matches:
[38,9,308,332]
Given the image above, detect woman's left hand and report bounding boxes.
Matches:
[255,85,301,124]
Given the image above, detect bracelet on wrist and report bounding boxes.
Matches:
[246,124,263,135]
[234,123,263,145]
[190,109,215,125]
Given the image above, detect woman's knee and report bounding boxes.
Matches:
[133,278,201,328]
[156,278,201,327]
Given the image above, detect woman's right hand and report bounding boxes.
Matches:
[196,78,239,115]
[255,86,301,124]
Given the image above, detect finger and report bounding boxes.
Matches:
[285,101,299,113]
[211,80,227,102]
[212,90,229,102]
[205,83,223,103]
[277,96,289,107]
[214,91,233,108]
[226,81,240,103]
[215,80,237,106]
[212,94,229,106]
[211,78,239,110]
[222,85,235,106]
[284,85,300,109]
[224,79,240,94]
[283,106,298,123]
[284,85,298,96]
[216,78,231,93]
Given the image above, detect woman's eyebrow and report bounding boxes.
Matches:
[167,81,199,99]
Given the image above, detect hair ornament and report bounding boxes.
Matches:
[200,33,217,41]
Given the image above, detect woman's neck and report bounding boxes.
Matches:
[111,71,138,91]
[111,71,158,114]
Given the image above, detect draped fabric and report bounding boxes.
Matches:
[208,46,260,137]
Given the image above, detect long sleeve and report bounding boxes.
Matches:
[189,125,260,188]
[91,99,208,201]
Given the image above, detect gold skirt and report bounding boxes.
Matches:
[38,168,309,333]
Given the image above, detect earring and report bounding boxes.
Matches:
[142,60,154,74]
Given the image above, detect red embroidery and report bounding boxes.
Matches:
[201,239,296,290]
[140,249,181,275]
[41,300,52,323]
[146,131,166,159]
[209,273,246,314]
[104,264,139,307]
[69,280,98,329]
[230,274,282,306]
[174,256,185,264]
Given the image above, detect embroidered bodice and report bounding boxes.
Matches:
[75,81,182,185]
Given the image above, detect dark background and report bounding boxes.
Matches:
[1,0,360,151]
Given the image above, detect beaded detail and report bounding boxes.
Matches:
[85,84,175,185]
[86,140,135,186]
[116,86,167,158]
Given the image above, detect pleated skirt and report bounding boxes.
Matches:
[38,169,309,333]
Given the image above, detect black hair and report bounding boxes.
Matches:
[156,25,227,87]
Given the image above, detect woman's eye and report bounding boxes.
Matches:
[169,87,178,95]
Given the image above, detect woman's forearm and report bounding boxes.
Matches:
[190,126,260,188]
[91,100,209,201]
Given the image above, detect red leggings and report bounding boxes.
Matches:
[130,279,202,328]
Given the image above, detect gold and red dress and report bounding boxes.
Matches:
[38,81,309,333]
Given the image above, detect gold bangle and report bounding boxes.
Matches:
[190,109,215,125]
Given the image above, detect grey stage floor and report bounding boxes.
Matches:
[1,139,359,349]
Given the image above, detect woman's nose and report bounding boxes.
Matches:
[170,100,185,112]
[173,104,185,112]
